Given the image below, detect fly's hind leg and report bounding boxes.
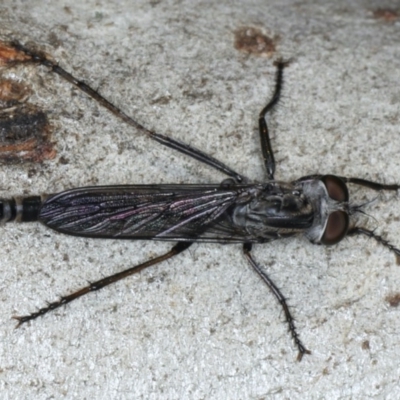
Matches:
[13,242,192,326]
[4,41,245,182]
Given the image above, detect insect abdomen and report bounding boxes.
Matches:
[0,196,42,223]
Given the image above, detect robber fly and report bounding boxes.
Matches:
[1,41,399,361]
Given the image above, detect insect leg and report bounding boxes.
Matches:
[258,59,290,180]
[340,177,400,192]
[341,178,400,258]
[13,241,192,326]
[347,227,400,257]
[9,41,245,182]
[242,243,310,361]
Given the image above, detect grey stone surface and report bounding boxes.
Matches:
[0,0,400,398]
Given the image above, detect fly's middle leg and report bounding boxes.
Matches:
[242,243,310,361]
[258,59,290,180]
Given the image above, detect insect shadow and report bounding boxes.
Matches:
[2,41,399,361]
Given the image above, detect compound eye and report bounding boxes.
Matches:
[321,211,349,245]
[321,175,349,202]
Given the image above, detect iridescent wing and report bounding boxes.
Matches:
[39,184,250,242]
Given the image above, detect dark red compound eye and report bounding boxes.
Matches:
[321,210,349,245]
[321,175,349,202]
[320,175,350,245]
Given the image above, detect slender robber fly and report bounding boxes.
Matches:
[1,41,399,361]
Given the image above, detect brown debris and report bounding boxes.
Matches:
[0,41,32,66]
[386,293,400,307]
[0,104,56,163]
[0,79,31,105]
[234,27,277,56]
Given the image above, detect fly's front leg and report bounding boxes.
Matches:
[259,60,290,180]
[243,243,310,361]
[347,227,400,258]
[340,177,400,192]
[13,242,192,326]
[342,177,400,258]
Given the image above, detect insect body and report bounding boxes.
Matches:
[1,41,399,361]
[2,179,342,243]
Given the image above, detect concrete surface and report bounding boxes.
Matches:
[0,0,400,399]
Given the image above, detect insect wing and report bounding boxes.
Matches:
[39,185,241,241]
